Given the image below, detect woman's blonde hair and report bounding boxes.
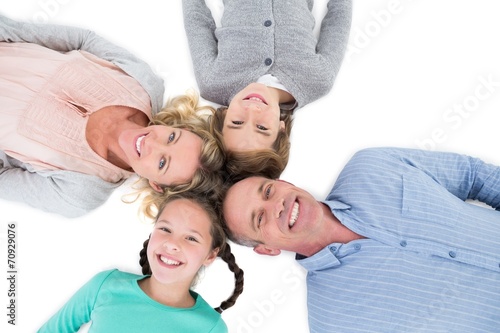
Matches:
[212,107,293,180]
[127,91,225,218]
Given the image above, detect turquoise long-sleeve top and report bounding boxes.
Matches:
[38,269,227,333]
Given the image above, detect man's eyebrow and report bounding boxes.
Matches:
[250,179,267,232]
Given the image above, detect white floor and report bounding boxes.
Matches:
[2,1,500,332]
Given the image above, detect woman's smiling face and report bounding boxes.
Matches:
[119,125,203,187]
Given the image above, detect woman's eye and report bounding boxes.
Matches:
[159,157,166,169]
[168,133,175,143]
[187,236,198,242]
[160,227,171,233]
[257,125,268,130]
[232,121,243,125]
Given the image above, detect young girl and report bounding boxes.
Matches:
[0,15,225,217]
[182,0,352,178]
[37,191,244,333]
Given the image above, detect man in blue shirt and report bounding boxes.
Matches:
[222,147,500,333]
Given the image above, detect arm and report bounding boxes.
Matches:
[0,156,121,218]
[353,147,500,210]
[317,0,352,75]
[182,0,219,92]
[37,270,115,333]
[0,14,164,114]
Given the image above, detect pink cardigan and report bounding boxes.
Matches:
[0,42,152,183]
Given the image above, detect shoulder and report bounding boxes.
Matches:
[95,269,143,284]
[191,292,227,331]
[342,147,423,175]
[88,269,120,284]
[331,148,411,196]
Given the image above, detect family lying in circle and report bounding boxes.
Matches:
[1,0,499,332]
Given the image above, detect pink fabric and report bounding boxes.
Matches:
[0,42,152,182]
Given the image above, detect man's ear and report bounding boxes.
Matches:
[149,180,164,193]
[253,244,281,256]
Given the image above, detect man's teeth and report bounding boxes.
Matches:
[136,135,145,155]
[160,256,180,266]
[289,202,299,228]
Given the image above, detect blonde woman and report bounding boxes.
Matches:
[0,15,224,217]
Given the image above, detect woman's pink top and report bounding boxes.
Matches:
[0,42,152,183]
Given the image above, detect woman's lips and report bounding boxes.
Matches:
[135,134,146,156]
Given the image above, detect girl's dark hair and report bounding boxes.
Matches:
[211,106,293,180]
[138,192,244,313]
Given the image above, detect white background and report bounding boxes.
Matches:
[1,1,500,332]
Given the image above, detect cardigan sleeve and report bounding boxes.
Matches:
[37,270,116,333]
[0,156,121,218]
[0,13,164,115]
[182,0,219,95]
[315,0,352,89]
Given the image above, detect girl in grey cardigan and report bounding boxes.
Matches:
[183,0,352,178]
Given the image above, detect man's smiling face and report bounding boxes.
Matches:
[223,177,327,257]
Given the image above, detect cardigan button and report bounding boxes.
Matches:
[264,20,272,27]
[264,58,273,66]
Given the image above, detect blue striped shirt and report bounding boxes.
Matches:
[298,148,500,333]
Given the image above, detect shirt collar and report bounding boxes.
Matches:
[296,245,342,271]
[321,199,351,211]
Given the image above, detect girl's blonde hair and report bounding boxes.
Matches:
[127,91,225,218]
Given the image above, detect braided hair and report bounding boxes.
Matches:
[138,191,244,313]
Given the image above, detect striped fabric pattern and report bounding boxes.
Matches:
[298,147,500,332]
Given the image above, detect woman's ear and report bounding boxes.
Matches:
[149,180,164,193]
[254,244,281,256]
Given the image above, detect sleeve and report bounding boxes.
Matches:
[352,147,500,210]
[0,156,121,218]
[182,0,219,93]
[316,0,352,77]
[0,13,164,114]
[37,270,115,333]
